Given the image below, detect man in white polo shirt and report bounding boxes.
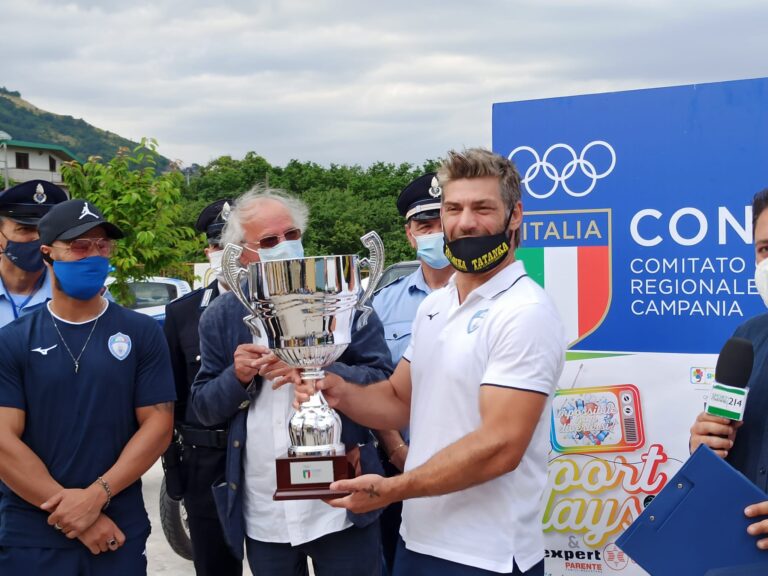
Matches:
[294,148,565,575]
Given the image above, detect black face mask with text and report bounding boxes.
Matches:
[443,211,514,274]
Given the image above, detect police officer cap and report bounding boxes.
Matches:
[397,172,442,221]
[39,199,124,246]
[0,180,69,225]
[195,198,233,242]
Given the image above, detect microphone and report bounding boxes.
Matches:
[705,337,754,421]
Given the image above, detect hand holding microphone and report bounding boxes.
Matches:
[689,337,753,458]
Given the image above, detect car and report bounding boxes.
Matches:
[374,260,420,291]
[361,260,420,292]
[105,276,192,325]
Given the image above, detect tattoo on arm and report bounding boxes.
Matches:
[152,402,174,413]
[363,484,381,499]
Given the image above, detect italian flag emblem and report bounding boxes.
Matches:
[517,209,612,347]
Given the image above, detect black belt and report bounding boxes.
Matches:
[177,425,228,450]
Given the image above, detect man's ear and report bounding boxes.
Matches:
[41,246,54,265]
[509,201,523,248]
[404,222,418,250]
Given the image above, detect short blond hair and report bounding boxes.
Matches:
[437,148,521,216]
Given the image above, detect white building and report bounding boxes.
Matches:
[1,139,80,187]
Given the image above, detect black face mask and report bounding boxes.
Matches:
[0,234,45,273]
[443,211,514,274]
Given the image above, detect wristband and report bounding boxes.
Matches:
[388,442,407,461]
[96,476,112,510]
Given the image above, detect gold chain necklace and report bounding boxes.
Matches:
[48,304,104,374]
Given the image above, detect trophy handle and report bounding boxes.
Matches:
[355,231,385,328]
[221,242,251,313]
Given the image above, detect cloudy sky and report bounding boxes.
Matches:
[2,1,767,168]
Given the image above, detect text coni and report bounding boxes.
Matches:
[543,444,668,548]
[630,206,752,247]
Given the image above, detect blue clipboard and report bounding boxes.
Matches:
[616,445,768,575]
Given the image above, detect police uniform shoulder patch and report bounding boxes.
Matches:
[108,332,132,360]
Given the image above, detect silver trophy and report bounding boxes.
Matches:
[221,232,384,499]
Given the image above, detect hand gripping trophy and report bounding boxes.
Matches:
[222,232,384,499]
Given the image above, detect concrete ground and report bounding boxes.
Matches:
[142,460,254,575]
[142,460,314,575]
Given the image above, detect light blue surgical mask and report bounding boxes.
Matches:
[415,232,450,269]
[257,239,305,262]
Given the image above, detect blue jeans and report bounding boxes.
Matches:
[245,521,381,576]
[393,538,544,576]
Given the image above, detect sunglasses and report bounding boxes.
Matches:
[243,228,302,251]
[56,237,115,257]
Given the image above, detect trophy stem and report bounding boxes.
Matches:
[300,367,326,381]
[298,368,326,409]
[299,390,328,410]
[288,375,344,456]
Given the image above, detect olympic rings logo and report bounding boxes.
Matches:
[508,141,616,199]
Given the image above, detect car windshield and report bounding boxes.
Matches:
[376,261,420,291]
[127,281,178,309]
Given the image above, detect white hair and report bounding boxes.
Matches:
[221,184,309,248]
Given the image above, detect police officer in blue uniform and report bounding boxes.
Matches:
[0,180,68,327]
[372,173,454,573]
[162,198,242,576]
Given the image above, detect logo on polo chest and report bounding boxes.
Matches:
[467,309,489,333]
[31,344,57,355]
[108,332,132,360]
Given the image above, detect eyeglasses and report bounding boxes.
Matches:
[55,237,115,257]
[243,228,302,251]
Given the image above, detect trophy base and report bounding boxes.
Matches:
[274,453,354,501]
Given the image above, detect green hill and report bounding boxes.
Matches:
[0,87,170,169]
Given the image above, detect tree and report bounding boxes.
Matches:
[61,138,198,305]
[185,152,272,203]
[183,152,443,266]
[267,159,442,264]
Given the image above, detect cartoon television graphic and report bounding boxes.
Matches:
[550,384,645,453]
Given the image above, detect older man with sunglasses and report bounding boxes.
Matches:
[190,186,393,575]
[0,199,175,575]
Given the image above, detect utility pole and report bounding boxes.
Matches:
[0,130,11,190]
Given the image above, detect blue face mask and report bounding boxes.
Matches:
[257,239,305,262]
[2,237,45,273]
[415,232,451,269]
[53,256,110,300]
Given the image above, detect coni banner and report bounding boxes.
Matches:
[492,78,768,575]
